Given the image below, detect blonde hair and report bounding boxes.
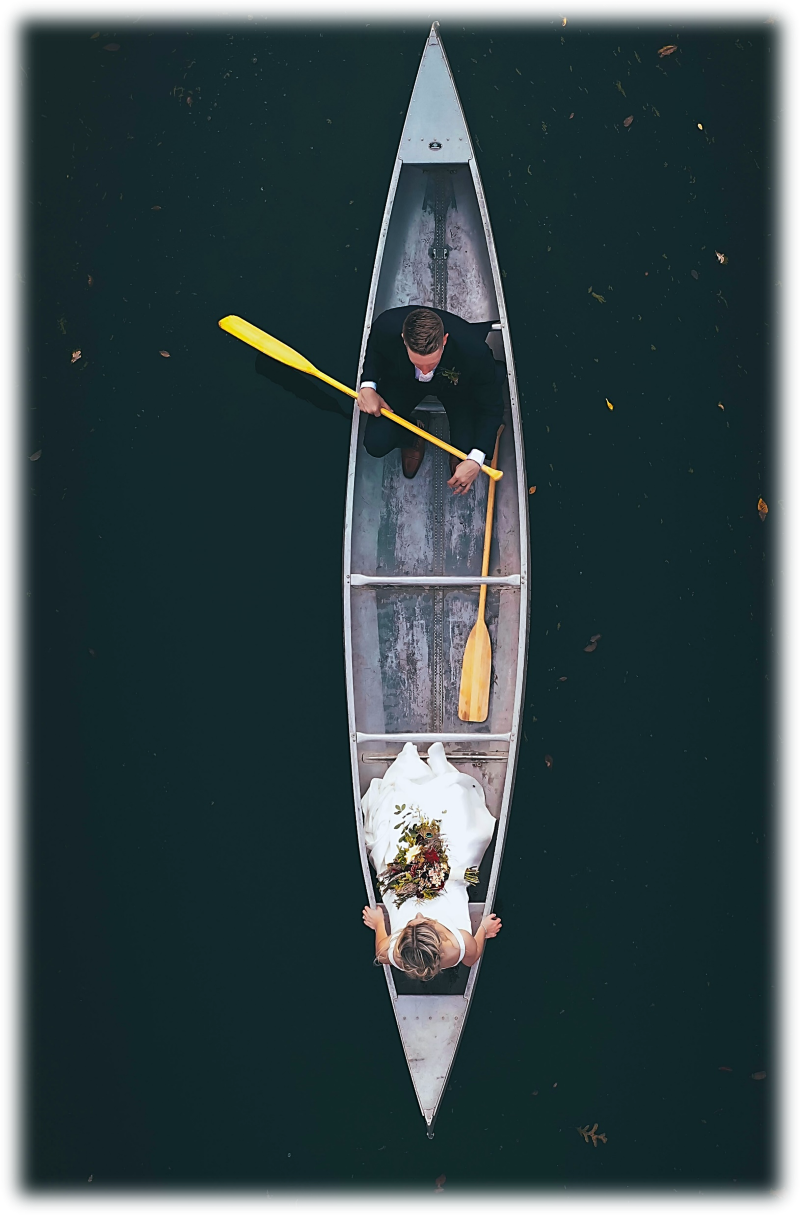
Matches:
[402,308,444,355]
[395,920,442,981]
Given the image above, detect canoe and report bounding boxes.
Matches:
[343,23,530,1137]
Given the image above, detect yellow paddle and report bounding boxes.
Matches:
[218,314,502,482]
[458,425,505,723]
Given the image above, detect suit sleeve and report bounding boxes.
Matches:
[467,349,505,457]
[360,324,391,387]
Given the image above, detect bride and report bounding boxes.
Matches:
[361,741,502,980]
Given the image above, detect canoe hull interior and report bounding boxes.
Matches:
[374,163,497,322]
[350,161,523,818]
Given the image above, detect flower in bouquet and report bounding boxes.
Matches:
[378,814,457,908]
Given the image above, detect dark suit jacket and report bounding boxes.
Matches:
[361,306,503,457]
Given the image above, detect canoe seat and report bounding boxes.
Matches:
[377,902,485,936]
[413,398,446,414]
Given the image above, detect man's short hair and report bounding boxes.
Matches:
[402,308,445,355]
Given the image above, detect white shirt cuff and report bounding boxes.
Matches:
[360,380,378,391]
[466,448,486,467]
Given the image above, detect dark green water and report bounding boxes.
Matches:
[24,19,775,1192]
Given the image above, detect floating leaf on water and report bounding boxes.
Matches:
[87,275,93,286]
[88,648,96,657]
[715,250,728,264]
[718,402,725,410]
[186,95,193,107]
[606,398,614,410]
[71,350,81,363]
[435,1174,446,1187]
[658,44,678,57]
[90,32,100,39]
[584,642,597,652]
[562,17,567,25]
[623,115,634,127]
[29,450,42,461]
[103,43,120,51]
[614,80,626,96]
[544,755,554,769]
[691,269,699,279]
[577,1122,607,1146]
[697,123,704,131]
[591,292,606,303]
[159,350,170,358]
[151,205,162,210]
[718,1066,733,1072]
[590,634,602,642]
[751,1071,767,1080]
[757,497,768,521]
[529,485,537,495]
[569,112,574,119]
[558,676,567,681]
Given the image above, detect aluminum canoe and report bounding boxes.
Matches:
[342,22,530,1137]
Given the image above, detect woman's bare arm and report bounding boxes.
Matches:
[374,921,391,964]
[462,913,502,967]
[363,905,391,963]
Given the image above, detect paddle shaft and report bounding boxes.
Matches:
[477,426,505,620]
[312,371,504,483]
[218,314,502,481]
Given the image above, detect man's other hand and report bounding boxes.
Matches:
[447,459,481,495]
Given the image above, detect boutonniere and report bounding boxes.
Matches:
[439,366,460,386]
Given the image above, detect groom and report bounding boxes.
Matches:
[357,305,504,495]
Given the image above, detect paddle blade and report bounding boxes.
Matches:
[218,315,318,376]
[458,618,493,723]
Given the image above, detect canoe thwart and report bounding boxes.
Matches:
[356,732,512,743]
[349,574,521,588]
[360,751,509,763]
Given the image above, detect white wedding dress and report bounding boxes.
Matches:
[362,742,496,969]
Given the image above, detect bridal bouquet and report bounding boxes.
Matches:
[378,809,479,908]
